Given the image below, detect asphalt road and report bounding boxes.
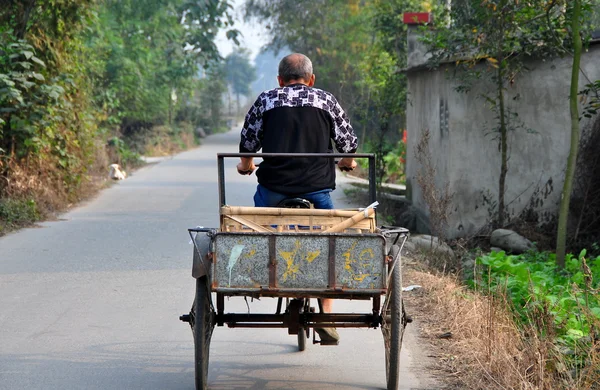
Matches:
[0,129,438,390]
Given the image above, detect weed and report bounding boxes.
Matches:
[414,129,452,243]
[0,198,40,233]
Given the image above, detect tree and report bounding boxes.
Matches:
[0,0,238,222]
[245,0,412,183]
[87,0,238,131]
[224,49,256,114]
[0,0,98,184]
[556,0,584,268]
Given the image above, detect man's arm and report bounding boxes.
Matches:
[238,94,264,175]
[328,94,358,171]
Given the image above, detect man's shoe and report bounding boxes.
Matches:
[315,327,340,344]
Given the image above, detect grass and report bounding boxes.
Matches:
[403,258,600,390]
[0,198,40,234]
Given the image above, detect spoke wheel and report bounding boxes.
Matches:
[382,245,405,390]
[192,276,214,390]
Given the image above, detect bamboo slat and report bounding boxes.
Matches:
[323,208,375,233]
[220,206,376,233]
[222,206,363,218]
[223,215,275,233]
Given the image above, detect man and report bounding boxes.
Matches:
[237,53,358,343]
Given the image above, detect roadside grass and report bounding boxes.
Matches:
[133,124,197,156]
[0,197,40,234]
[403,254,600,390]
[0,124,204,237]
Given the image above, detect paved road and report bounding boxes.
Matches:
[0,129,437,390]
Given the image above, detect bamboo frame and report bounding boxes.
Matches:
[220,206,376,233]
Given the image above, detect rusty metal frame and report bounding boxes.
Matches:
[218,312,382,329]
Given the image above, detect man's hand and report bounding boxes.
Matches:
[237,157,256,175]
[337,157,357,172]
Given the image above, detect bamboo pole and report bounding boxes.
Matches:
[323,208,375,233]
[221,206,366,218]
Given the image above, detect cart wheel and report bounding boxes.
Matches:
[297,325,307,351]
[297,299,309,351]
[382,245,405,390]
[192,276,214,390]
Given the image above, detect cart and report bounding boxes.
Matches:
[180,153,410,390]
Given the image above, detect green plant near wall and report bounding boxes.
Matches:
[381,137,406,184]
[471,250,600,350]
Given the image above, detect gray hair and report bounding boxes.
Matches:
[278,53,313,83]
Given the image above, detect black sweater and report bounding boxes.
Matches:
[239,84,358,195]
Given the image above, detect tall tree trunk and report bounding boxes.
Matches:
[16,0,37,39]
[497,59,507,227]
[556,0,582,269]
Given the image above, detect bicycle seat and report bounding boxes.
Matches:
[277,198,311,209]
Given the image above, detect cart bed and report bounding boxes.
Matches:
[211,231,387,297]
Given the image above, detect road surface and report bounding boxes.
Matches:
[0,129,439,389]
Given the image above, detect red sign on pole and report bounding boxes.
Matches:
[403,13,432,25]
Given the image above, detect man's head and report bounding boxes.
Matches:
[277,53,315,87]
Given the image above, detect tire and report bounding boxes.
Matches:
[297,325,307,351]
[193,276,214,390]
[298,299,309,352]
[382,245,404,390]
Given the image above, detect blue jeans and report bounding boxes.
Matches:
[254,184,334,209]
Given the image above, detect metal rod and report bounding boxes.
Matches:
[368,155,377,204]
[218,155,226,207]
[214,287,385,296]
[218,152,375,159]
[218,313,377,323]
[226,323,376,329]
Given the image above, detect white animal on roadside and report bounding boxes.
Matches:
[108,163,127,180]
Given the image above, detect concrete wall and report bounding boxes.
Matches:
[405,29,600,238]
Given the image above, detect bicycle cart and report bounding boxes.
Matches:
[180,153,410,390]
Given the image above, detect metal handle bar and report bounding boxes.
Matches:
[217,153,376,207]
[218,152,375,158]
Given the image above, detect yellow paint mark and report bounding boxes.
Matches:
[343,241,358,271]
[305,250,320,263]
[359,248,374,261]
[278,240,320,282]
[353,274,370,282]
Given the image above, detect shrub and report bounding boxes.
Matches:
[0,198,40,233]
[471,249,600,364]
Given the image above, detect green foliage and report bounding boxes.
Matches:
[0,0,237,225]
[381,135,406,184]
[107,137,140,168]
[87,0,236,130]
[225,49,256,97]
[471,250,600,349]
[245,0,417,184]
[0,1,99,196]
[0,198,40,233]
[225,49,257,114]
[580,79,600,119]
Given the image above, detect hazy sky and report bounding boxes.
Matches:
[215,0,269,62]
